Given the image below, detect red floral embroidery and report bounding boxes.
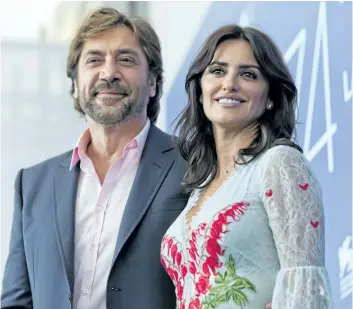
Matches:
[161,201,250,307]
[188,248,197,261]
[224,202,249,221]
[265,189,273,197]
[191,231,197,241]
[189,261,197,275]
[167,238,173,250]
[199,223,207,230]
[176,280,184,300]
[210,220,224,239]
[310,220,319,228]
[195,275,210,295]
[171,243,178,263]
[188,298,201,309]
[166,267,178,283]
[161,236,187,304]
[299,183,309,191]
[204,255,223,276]
[206,237,225,257]
[202,262,211,277]
[161,256,167,269]
[217,213,228,224]
[181,265,188,278]
[176,252,182,266]
[189,239,198,251]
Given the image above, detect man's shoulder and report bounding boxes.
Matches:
[16,150,74,191]
[23,150,73,174]
[148,124,186,164]
[149,124,175,141]
[148,124,178,151]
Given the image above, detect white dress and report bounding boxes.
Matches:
[160,145,333,309]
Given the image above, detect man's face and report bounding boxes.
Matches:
[74,26,156,127]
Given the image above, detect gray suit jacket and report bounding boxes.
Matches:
[1,124,188,309]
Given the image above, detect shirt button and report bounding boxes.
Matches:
[83,288,89,294]
[97,206,103,212]
[89,244,96,251]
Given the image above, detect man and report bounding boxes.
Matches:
[1,7,188,309]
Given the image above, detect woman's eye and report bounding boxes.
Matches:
[241,71,257,79]
[210,67,224,75]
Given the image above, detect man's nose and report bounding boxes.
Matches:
[99,61,122,82]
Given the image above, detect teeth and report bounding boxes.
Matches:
[218,98,241,104]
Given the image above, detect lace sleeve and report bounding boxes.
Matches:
[260,146,333,309]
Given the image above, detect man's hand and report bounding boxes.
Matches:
[266,304,272,309]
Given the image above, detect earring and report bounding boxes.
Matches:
[267,101,274,110]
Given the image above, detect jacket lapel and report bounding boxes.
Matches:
[52,153,79,293]
[112,125,175,264]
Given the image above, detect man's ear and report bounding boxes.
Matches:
[148,74,157,98]
[73,80,78,99]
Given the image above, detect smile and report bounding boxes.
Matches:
[96,92,127,100]
[98,92,124,96]
[214,94,246,106]
[218,98,243,105]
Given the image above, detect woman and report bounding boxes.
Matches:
[160,25,333,309]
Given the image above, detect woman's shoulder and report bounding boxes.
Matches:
[251,143,310,178]
[258,143,306,165]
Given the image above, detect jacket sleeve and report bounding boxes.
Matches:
[1,169,33,309]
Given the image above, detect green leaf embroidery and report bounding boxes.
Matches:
[231,289,248,307]
[203,294,217,309]
[214,293,227,304]
[225,289,232,302]
[202,255,256,308]
[226,255,236,277]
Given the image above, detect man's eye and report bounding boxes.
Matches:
[86,58,101,64]
[119,57,136,64]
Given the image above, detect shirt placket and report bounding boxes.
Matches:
[78,150,136,308]
[78,172,119,307]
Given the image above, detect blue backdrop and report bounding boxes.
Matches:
[166,2,352,308]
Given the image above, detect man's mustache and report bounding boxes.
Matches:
[90,81,132,96]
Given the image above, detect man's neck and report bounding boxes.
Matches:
[86,116,147,183]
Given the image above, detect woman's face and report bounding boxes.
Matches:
[200,39,270,131]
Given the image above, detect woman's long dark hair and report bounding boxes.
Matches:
[175,25,302,193]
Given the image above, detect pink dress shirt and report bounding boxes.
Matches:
[69,119,150,309]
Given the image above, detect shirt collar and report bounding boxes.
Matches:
[69,118,151,171]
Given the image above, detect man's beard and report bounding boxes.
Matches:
[79,80,148,128]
